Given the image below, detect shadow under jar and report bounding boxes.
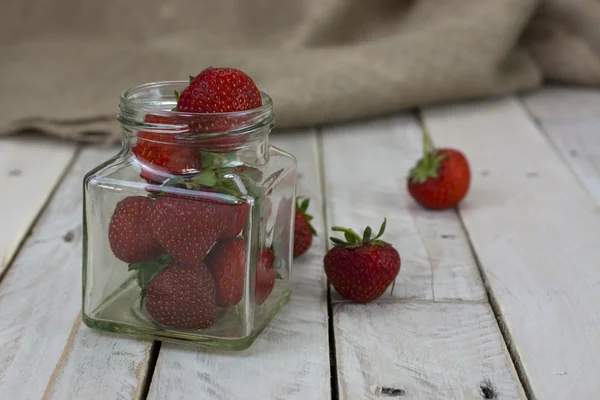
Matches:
[82,81,297,350]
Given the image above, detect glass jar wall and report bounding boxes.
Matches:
[82,81,297,350]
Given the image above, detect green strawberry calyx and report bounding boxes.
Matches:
[128,254,173,306]
[408,129,446,184]
[156,164,265,201]
[329,218,389,248]
[296,196,317,236]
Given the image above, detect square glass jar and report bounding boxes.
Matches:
[82,81,297,350]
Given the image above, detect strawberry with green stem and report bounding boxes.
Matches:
[294,196,316,258]
[324,219,401,303]
[407,129,471,209]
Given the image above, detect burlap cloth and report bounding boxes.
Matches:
[1,0,600,143]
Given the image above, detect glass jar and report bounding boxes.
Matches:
[82,81,297,350]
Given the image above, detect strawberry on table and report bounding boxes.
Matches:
[256,248,275,305]
[407,130,471,209]
[133,114,202,183]
[144,261,217,330]
[108,196,163,263]
[205,238,246,307]
[324,219,401,304]
[149,195,228,265]
[293,197,316,258]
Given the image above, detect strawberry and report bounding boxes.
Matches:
[407,131,470,209]
[177,67,262,114]
[133,114,202,183]
[108,196,163,263]
[324,219,401,304]
[255,248,275,305]
[149,195,228,265]
[220,202,248,239]
[293,197,316,258]
[144,261,216,329]
[205,238,246,307]
[175,67,263,152]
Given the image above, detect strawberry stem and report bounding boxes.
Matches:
[408,129,447,184]
[330,219,389,248]
[422,128,429,161]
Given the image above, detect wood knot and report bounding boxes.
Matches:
[525,171,539,178]
[480,379,497,399]
[63,230,75,243]
[375,386,405,397]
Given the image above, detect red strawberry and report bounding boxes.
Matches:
[150,195,227,265]
[177,67,262,114]
[407,131,470,209]
[324,219,401,304]
[255,248,275,305]
[133,114,202,183]
[205,238,246,307]
[144,261,216,329]
[293,197,316,258]
[108,196,163,263]
[219,202,248,239]
[176,67,263,152]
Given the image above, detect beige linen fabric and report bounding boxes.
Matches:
[1,0,599,143]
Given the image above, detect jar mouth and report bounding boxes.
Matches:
[117,81,275,140]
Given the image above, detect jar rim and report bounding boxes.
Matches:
[117,80,275,139]
[119,80,273,118]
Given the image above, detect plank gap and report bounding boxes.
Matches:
[0,145,81,286]
[456,211,534,400]
[417,109,535,399]
[318,128,340,400]
[139,341,162,400]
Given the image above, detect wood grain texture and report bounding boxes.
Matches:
[0,136,76,276]
[148,130,331,400]
[0,146,153,400]
[521,86,600,204]
[320,115,486,302]
[334,302,525,399]
[422,96,600,399]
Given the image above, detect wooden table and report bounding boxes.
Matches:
[1,85,599,399]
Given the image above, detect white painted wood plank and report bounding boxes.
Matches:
[335,302,525,399]
[0,136,76,275]
[422,96,600,399]
[521,86,600,204]
[42,316,153,400]
[148,130,331,400]
[321,115,485,302]
[0,146,154,400]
